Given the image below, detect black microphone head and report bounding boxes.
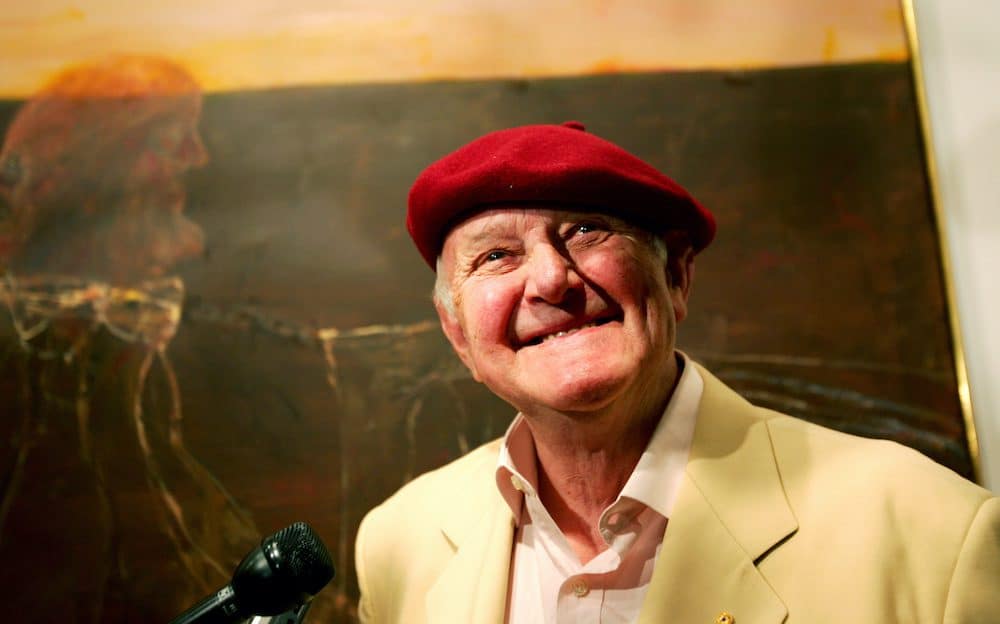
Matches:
[264,522,336,596]
[231,522,335,616]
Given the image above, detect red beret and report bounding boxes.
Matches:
[406,121,716,269]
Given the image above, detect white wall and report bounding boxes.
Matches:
[913,0,1000,491]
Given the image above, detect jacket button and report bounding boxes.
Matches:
[715,612,735,624]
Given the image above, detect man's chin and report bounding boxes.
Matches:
[512,376,628,416]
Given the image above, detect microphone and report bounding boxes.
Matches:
[169,522,335,624]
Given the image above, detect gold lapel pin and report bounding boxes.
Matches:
[715,612,735,624]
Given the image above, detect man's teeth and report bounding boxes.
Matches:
[541,322,598,343]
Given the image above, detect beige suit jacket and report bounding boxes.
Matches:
[356,365,1000,623]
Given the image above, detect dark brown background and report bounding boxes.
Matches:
[0,61,969,622]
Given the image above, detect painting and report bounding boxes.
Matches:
[0,1,973,621]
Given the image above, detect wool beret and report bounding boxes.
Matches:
[406,121,715,268]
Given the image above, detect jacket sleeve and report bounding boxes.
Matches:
[356,507,379,624]
[943,496,1000,623]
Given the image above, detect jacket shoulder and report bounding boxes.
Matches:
[764,412,992,547]
[355,439,503,622]
[759,413,998,619]
[765,412,988,501]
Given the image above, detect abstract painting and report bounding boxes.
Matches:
[0,1,971,621]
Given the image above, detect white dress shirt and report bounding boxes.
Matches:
[495,354,704,623]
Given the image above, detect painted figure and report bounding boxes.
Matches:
[0,56,257,621]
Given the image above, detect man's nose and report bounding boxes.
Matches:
[524,243,581,303]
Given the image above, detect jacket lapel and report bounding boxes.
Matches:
[422,365,796,623]
[640,364,798,623]
[425,484,514,624]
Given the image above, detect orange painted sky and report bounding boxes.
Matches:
[0,0,907,97]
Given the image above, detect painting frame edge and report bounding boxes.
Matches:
[900,0,982,483]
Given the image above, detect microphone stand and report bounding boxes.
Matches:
[247,602,312,624]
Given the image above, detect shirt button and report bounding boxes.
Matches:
[571,580,589,597]
[716,612,735,624]
[510,475,524,492]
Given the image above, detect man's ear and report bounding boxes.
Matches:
[434,299,481,381]
[663,233,695,323]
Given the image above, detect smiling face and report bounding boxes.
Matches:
[436,207,694,420]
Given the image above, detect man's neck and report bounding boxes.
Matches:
[519,355,683,563]
[533,433,650,563]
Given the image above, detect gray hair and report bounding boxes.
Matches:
[433,256,456,319]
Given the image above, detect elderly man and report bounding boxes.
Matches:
[355,122,1000,623]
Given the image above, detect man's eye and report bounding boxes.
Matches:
[572,221,605,236]
[471,248,517,272]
